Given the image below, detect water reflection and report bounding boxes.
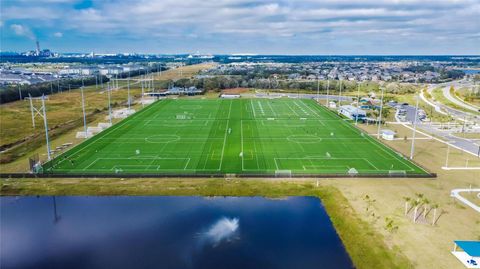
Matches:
[1,196,353,269]
[201,217,239,247]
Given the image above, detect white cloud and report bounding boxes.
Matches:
[53,32,63,37]
[2,0,479,53]
[10,24,36,40]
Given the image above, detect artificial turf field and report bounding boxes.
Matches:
[43,98,430,177]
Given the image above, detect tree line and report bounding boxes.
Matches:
[0,64,167,104]
[162,75,418,94]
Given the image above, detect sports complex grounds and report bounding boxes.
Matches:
[42,98,432,177]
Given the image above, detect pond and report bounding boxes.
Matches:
[1,196,353,269]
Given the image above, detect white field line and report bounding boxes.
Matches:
[442,167,480,170]
[218,100,233,170]
[317,102,419,172]
[250,99,257,118]
[241,120,244,171]
[53,99,162,167]
[266,100,278,117]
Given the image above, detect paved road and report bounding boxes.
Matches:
[392,102,480,156]
[442,85,479,112]
[426,81,480,125]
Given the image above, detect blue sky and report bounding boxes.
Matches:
[1,0,479,55]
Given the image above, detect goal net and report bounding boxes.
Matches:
[388,170,407,177]
[347,167,358,176]
[28,154,41,173]
[275,170,292,178]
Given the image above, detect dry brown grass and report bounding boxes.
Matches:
[154,63,216,81]
[326,123,480,269]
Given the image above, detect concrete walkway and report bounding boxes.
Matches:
[450,188,480,213]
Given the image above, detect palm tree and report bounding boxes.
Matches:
[431,204,439,226]
[403,197,411,216]
[422,198,430,219]
[415,193,424,202]
[412,200,420,223]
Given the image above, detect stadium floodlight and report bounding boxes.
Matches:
[338,79,343,107]
[376,86,385,139]
[29,94,36,128]
[41,95,52,160]
[141,75,145,108]
[80,86,88,137]
[445,142,450,168]
[410,94,420,159]
[325,80,330,106]
[127,76,131,110]
[107,82,112,125]
[355,81,360,126]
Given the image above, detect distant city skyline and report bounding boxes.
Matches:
[1,0,479,55]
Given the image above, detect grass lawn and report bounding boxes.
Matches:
[42,98,429,176]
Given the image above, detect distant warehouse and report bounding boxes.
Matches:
[339,105,366,121]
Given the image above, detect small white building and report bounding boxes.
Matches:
[339,105,366,121]
[380,129,396,140]
[220,94,241,99]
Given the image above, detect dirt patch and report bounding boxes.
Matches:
[221,88,249,94]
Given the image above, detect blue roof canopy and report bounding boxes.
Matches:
[455,241,480,257]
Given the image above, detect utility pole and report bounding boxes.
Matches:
[326,80,330,107]
[50,82,53,94]
[410,94,420,159]
[107,82,112,125]
[41,95,52,160]
[141,75,145,108]
[316,77,320,102]
[80,86,88,137]
[95,75,98,89]
[445,143,450,168]
[127,76,131,110]
[355,82,361,126]
[18,85,22,100]
[339,79,343,107]
[376,87,385,139]
[29,94,36,128]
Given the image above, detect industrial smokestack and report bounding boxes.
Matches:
[36,40,40,55]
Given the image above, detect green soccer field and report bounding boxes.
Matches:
[43,98,430,177]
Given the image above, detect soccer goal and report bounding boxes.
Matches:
[275,170,292,178]
[388,170,407,177]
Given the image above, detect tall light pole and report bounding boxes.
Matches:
[141,75,145,108]
[338,79,343,107]
[18,85,22,100]
[410,94,420,159]
[107,82,112,125]
[445,142,450,168]
[325,79,330,107]
[80,86,88,137]
[316,77,320,102]
[41,95,51,160]
[29,94,36,128]
[127,76,131,110]
[376,87,385,139]
[355,81,361,126]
